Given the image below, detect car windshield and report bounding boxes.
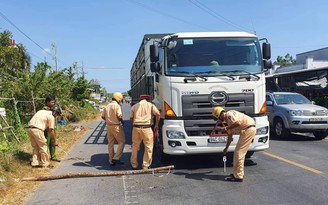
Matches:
[165,37,262,77]
[273,93,312,105]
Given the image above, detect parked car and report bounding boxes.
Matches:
[266,92,328,140]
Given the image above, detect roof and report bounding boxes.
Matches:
[143,32,257,41]
[171,32,256,38]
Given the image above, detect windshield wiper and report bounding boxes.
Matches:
[196,71,235,80]
[170,71,208,82]
[223,70,260,80]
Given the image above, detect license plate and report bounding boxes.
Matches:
[209,136,227,143]
[309,118,323,121]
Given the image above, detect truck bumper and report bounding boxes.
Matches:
[162,116,270,155]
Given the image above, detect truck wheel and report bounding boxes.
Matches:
[313,131,328,140]
[155,137,170,162]
[273,118,290,139]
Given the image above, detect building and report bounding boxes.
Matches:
[266,47,328,101]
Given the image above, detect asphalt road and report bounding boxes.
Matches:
[24,104,328,205]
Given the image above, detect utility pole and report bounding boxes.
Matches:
[81,62,85,78]
[51,42,58,72]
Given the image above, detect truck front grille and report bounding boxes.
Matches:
[182,93,254,136]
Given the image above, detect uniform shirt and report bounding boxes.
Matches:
[130,99,160,125]
[43,105,50,110]
[28,110,55,131]
[102,101,122,125]
[225,110,255,134]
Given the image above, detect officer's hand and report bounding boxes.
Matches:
[223,147,228,155]
[54,142,59,147]
[153,126,158,138]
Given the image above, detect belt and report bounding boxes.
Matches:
[133,125,151,129]
[29,126,43,131]
[245,125,255,129]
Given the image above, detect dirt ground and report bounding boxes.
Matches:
[0,114,100,205]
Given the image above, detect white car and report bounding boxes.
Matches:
[266,92,328,140]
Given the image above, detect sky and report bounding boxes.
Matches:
[1,0,328,93]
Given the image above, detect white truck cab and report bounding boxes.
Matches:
[129,32,272,160]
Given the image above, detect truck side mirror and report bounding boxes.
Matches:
[262,42,271,60]
[151,62,160,72]
[150,45,159,62]
[263,59,272,69]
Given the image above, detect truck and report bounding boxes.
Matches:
[129,32,272,161]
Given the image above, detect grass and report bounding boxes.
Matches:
[0,112,101,205]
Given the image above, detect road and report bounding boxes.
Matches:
[24,103,328,205]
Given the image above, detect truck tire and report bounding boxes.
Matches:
[273,118,290,139]
[155,138,170,162]
[313,131,328,140]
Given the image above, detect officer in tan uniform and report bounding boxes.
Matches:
[102,92,126,166]
[212,107,256,182]
[28,105,61,168]
[130,95,160,170]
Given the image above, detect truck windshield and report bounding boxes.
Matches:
[165,37,262,77]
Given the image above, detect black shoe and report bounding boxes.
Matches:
[51,159,61,162]
[131,167,138,170]
[244,159,257,166]
[43,165,54,169]
[33,165,54,169]
[109,161,116,166]
[225,175,243,182]
[113,160,124,165]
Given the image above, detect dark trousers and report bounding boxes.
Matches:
[44,131,57,160]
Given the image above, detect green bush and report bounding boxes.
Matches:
[312,96,328,108]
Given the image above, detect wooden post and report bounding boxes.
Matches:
[0,114,19,142]
[31,91,36,114]
[22,165,174,181]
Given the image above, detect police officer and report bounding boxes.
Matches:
[43,96,60,162]
[130,95,160,170]
[102,92,126,166]
[28,105,61,168]
[212,107,256,182]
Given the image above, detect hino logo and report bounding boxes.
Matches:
[209,91,228,105]
[182,91,199,95]
[242,89,254,93]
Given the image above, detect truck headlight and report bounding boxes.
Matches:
[256,126,268,135]
[289,110,303,116]
[166,130,185,139]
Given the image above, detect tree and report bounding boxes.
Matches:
[274,53,296,67]
[0,30,31,73]
[89,79,101,93]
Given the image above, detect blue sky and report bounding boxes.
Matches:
[1,0,328,93]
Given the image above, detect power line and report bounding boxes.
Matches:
[0,10,53,58]
[0,10,69,69]
[83,67,128,70]
[188,0,254,33]
[126,0,210,31]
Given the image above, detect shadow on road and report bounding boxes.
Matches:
[269,132,321,142]
[74,120,258,175]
